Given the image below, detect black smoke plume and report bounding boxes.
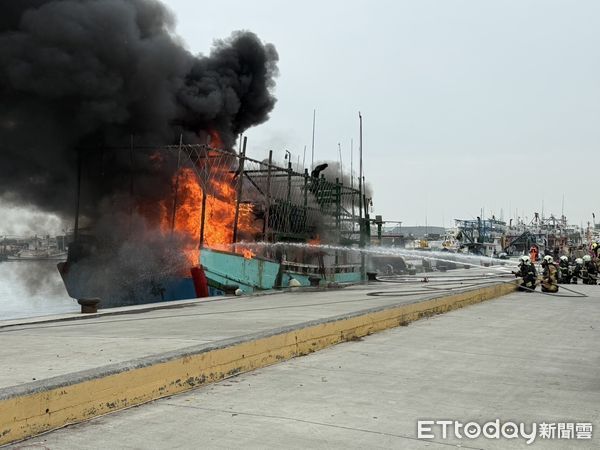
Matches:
[0,0,278,218]
[0,0,278,306]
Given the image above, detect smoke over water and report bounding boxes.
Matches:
[0,0,279,305]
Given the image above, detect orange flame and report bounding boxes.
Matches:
[159,167,236,266]
[151,131,261,269]
[238,202,262,240]
[308,235,321,246]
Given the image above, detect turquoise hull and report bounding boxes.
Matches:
[201,249,363,293]
[200,248,280,294]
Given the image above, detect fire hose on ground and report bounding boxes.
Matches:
[369,273,588,299]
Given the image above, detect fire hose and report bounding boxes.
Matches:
[370,273,588,299]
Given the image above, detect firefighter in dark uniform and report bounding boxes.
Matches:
[592,242,600,273]
[571,258,583,284]
[558,255,570,284]
[513,255,537,291]
[541,255,559,293]
[582,254,598,285]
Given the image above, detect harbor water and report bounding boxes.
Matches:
[0,261,78,320]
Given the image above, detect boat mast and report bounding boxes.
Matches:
[310,109,316,171]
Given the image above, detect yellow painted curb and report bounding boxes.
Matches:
[0,281,517,446]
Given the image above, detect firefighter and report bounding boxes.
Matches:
[513,255,537,291]
[571,258,583,284]
[540,255,559,293]
[582,254,598,285]
[592,242,600,259]
[558,255,570,284]
[592,242,600,270]
[529,245,539,262]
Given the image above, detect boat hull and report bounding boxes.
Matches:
[200,248,280,293]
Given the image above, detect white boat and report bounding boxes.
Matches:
[7,249,67,261]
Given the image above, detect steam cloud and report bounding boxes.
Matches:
[0,0,279,217]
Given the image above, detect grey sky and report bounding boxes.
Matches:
[2,0,599,235]
[167,0,599,227]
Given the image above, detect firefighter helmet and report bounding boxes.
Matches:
[543,255,554,264]
[519,255,531,265]
[583,254,592,262]
[575,258,584,265]
[560,255,568,262]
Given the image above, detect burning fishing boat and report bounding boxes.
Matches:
[0,0,371,308]
[58,139,369,307]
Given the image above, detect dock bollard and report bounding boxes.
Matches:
[367,272,378,281]
[222,285,240,295]
[77,298,101,314]
[308,276,321,287]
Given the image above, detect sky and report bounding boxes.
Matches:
[3,0,600,234]
[166,0,600,228]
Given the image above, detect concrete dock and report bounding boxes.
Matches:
[1,268,570,447]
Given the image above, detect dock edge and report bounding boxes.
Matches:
[0,281,517,446]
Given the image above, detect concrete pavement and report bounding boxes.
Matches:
[1,269,518,445]
[7,283,599,449]
[0,269,510,389]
